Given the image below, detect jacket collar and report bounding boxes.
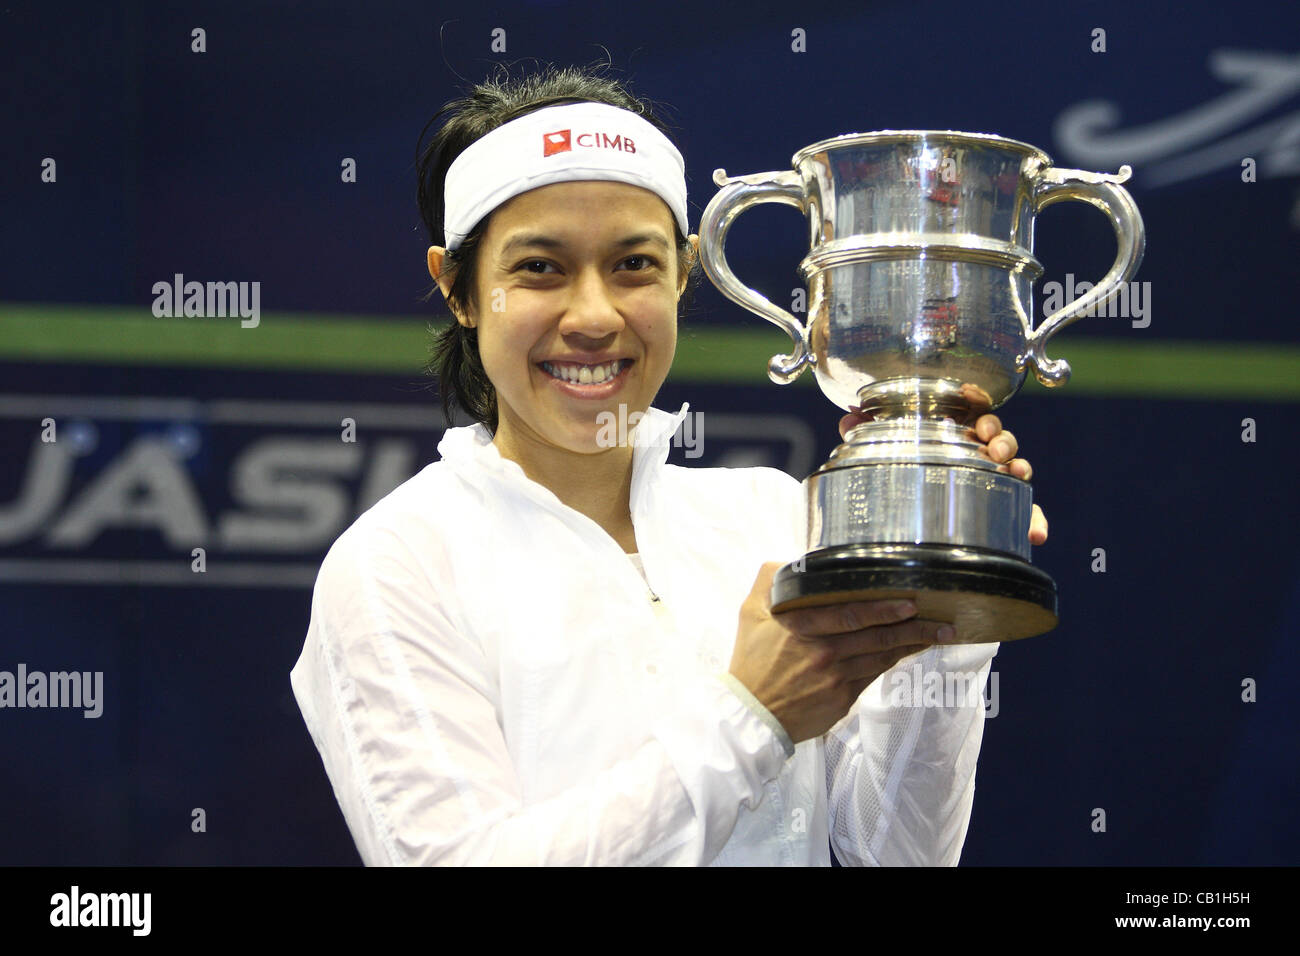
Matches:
[436,403,691,514]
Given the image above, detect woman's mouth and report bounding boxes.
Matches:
[537,358,634,397]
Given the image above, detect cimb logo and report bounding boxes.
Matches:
[542,128,638,157]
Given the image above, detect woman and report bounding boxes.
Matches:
[290,63,1047,866]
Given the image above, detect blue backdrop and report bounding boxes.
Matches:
[1,0,1297,864]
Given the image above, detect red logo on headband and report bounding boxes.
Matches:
[543,128,637,157]
[543,130,572,156]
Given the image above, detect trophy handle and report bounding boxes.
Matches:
[699,168,811,383]
[1024,164,1146,386]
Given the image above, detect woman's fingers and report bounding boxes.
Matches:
[987,429,1018,462]
[971,413,1002,444]
[1004,457,1032,480]
[775,598,919,639]
[839,407,872,439]
[1029,503,1048,545]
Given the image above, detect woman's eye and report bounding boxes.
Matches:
[618,255,657,271]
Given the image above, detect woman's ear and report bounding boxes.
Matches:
[427,246,452,295]
[427,246,474,328]
[679,234,700,296]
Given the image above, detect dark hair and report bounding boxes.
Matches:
[415,61,699,433]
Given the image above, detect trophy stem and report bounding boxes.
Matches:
[833,417,992,470]
[854,377,994,426]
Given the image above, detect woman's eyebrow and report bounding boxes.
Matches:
[614,233,670,251]
[499,232,670,255]
[500,233,564,254]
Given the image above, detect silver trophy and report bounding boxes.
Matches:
[699,130,1145,643]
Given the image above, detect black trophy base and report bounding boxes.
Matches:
[771,544,1058,643]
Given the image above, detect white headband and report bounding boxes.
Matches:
[442,102,689,250]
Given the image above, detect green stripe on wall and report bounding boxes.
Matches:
[2,304,1297,400]
[0,305,433,372]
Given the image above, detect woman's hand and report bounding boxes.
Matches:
[838,407,1048,546]
[728,563,939,744]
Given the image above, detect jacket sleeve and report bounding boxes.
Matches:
[289,522,792,866]
[824,641,1000,866]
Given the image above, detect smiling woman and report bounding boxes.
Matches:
[415,66,701,435]
[288,62,1009,867]
[428,181,692,454]
[426,179,695,552]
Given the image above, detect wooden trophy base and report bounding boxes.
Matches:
[770,544,1058,644]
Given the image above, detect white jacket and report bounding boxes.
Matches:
[290,403,1000,865]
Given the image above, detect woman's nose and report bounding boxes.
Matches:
[557,269,626,338]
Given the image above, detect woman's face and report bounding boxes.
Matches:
[430,181,697,457]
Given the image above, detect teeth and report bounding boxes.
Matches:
[543,360,623,384]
